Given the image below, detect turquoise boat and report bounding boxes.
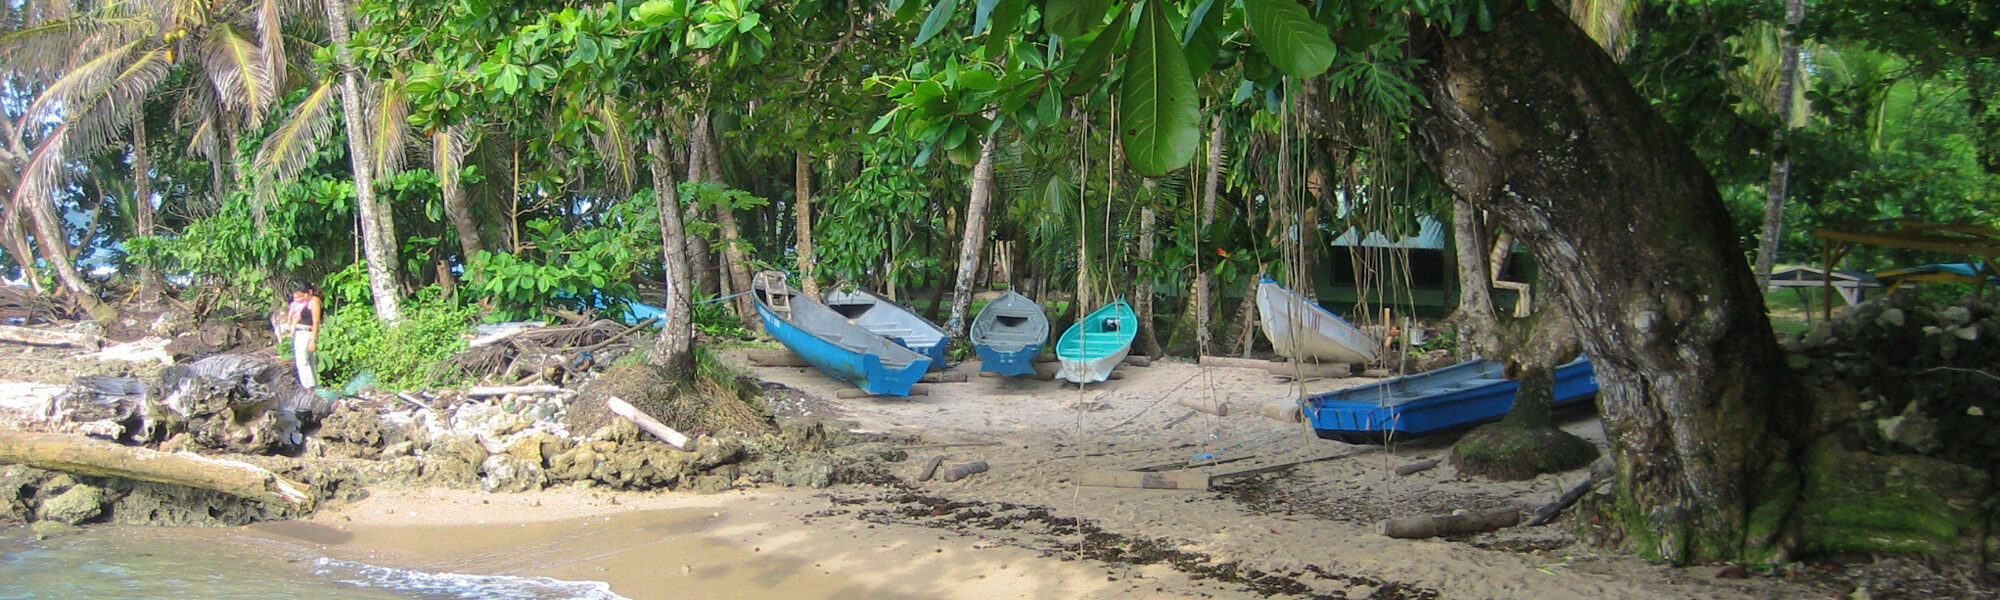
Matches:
[969,291,1048,377]
[1053,298,1137,384]
[753,278,931,396]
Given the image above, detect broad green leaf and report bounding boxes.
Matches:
[1242,0,1336,78]
[1182,0,1222,77]
[983,0,1026,55]
[1119,0,1199,175]
[914,0,962,46]
[974,0,1003,33]
[1044,0,1112,38]
[1036,87,1062,126]
[1060,10,1125,96]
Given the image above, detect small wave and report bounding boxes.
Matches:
[314,557,630,600]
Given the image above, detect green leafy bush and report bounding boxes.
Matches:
[313,286,477,391]
[464,195,659,321]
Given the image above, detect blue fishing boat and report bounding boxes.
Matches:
[1054,298,1138,384]
[823,288,951,370]
[968,291,1048,377]
[753,277,931,396]
[1303,357,1598,442]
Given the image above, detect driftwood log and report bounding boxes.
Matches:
[745,349,812,367]
[1258,402,1304,423]
[0,430,312,507]
[920,372,969,383]
[1176,395,1230,416]
[1394,459,1442,476]
[939,461,989,482]
[0,324,104,349]
[605,396,690,449]
[1076,470,1211,490]
[834,385,932,399]
[1382,508,1521,539]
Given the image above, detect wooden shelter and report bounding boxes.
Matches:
[1811,220,2000,318]
[1765,266,1880,307]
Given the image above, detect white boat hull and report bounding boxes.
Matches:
[1257,280,1378,364]
[1057,345,1130,384]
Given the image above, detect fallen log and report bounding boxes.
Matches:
[1394,459,1442,477]
[913,455,948,482]
[1122,356,1153,367]
[0,324,104,349]
[835,385,932,399]
[940,461,989,482]
[1528,467,1610,527]
[0,430,312,507]
[605,396,690,449]
[1198,355,1351,378]
[1382,508,1521,539]
[1258,402,1304,423]
[745,349,811,367]
[919,371,970,383]
[465,385,568,397]
[1176,395,1230,416]
[1076,470,1210,490]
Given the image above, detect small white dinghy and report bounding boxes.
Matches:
[1255,277,1378,364]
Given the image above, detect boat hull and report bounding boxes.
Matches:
[1304,357,1597,442]
[1054,299,1138,384]
[823,289,950,370]
[969,291,1050,377]
[1256,278,1377,364]
[756,295,930,397]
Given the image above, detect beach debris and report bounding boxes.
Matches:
[940,461,989,482]
[919,371,969,384]
[0,324,104,349]
[1257,401,1303,423]
[1393,459,1441,477]
[914,455,947,482]
[1381,508,1521,539]
[443,319,642,385]
[0,430,313,508]
[1076,470,1208,490]
[607,396,691,449]
[1176,395,1230,417]
[466,385,571,398]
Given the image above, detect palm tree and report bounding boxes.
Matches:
[0,0,295,312]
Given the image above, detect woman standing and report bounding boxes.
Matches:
[286,283,324,389]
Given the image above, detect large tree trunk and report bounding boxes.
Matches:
[794,149,820,298]
[132,120,164,303]
[696,114,755,329]
[943,134,998,340]
[24,187,103,316]
[684,118,718,298]
[435,125,485,262]
[1409,3,1803,563]
[327,0,401,322]
[646,131,695,377]
[1134,201,1161,357]
[1752,0,1806,290]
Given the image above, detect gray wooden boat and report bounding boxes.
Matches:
[823,288,950,369]
[968,291,1048,377]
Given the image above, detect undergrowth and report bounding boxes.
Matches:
[311,286,477,391]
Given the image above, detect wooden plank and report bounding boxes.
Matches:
[606,396,690,449]
[1075,470,1209,490]
[919,371,969,383]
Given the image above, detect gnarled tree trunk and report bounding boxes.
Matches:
[1410,2,1803,563]
[646,130,695,377]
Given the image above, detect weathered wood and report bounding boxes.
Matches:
[919,371,970,383]
[1395,459,1442,477]
[836,385,932,399]
[0,324,103,349]
[940,461,988,482]
[1382,508,1521,539]
[745,349,812,367]
[0,430,312,507]
[1258,402,1303,423]
[1198,355,1350,378]
[1529,468,1609,526]
[1176,395,1230,416]
[1210,454,1351,481]
[1076,470,1210,490]
[605,396,690,449]
[1122,355,1153,367]
[913,455,947,482]
[465,385,567,397]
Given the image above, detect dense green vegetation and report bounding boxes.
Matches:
[3,0,1995,566]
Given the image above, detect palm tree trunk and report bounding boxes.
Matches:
[646,131,695,377]
[1194,116,1224,355]
[24,192,103,314]
[435,126,484,261]
[326,0,401,322]
[944,133,998,340]
[697,114,754,328]
[0,205,42,294]
[1134,201,1161,357]
[1752,0,1806,290]
[132,120,164,302]
[685,118,718,298]
[794,149,820,298]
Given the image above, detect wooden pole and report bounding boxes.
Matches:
[605,396,690,449]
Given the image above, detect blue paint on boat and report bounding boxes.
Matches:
[754,287,931,397]
[969,291,1048,377]
[1303,357,1598,442]
[823,289,951,370]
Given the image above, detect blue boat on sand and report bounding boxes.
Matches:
[1303,357,1598,443]
[823,288,951,370]
[968,291,1048,377]
[753,277,931,396]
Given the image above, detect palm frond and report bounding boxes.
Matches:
[0,17,154,79]
[176,85,222,160]
[432,123,471,213]
[258,0,287,96]
[205,23,277,127]
[367,79,409,179]
[594,98,638,193]
[20,38,143,126]
[251,81,336,207]
[64,46,170,156]
[8,123,68,213]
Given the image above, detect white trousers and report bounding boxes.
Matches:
[293,329,318,389]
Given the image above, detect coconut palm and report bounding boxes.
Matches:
[0,0,297,311]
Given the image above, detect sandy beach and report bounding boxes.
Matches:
[172,352,1831,600]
